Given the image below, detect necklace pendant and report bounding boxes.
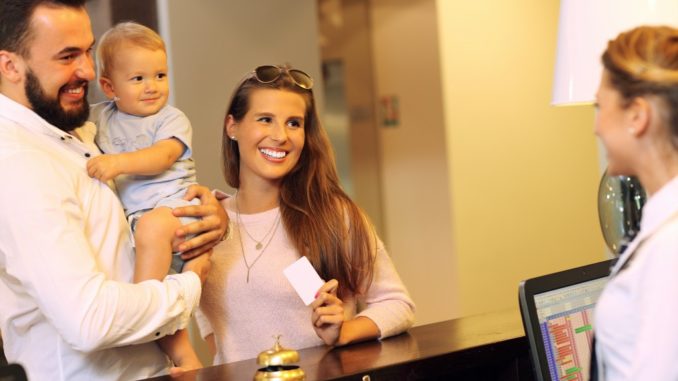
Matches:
[255,242,263,250]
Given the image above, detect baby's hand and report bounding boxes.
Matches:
[87,154,123,181]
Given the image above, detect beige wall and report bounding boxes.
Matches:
[369,0,457,324]
[318,0,385,235]
[437,0,603,316]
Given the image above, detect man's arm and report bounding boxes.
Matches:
[1,151,201,352]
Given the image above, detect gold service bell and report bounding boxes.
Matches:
[254,336,305,381]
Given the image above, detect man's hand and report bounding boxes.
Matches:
[87,154,124,181]
[173,185,229,259]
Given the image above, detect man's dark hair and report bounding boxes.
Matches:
[0,0,86,57]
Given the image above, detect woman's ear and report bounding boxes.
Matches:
[99,77,116,100]
[626,96,651,137]
[225,115,237,140]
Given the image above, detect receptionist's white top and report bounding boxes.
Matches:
[595,175,678,381]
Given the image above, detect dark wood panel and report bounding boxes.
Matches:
[144,309,535,381]
[110,0,158,32]
[0,334,6,366]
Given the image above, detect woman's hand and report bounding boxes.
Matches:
[310,279,344,345]
[172,184,229,259]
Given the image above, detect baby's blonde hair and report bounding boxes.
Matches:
[96,21,165,78]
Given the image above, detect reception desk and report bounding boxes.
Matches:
[145,308,534,381]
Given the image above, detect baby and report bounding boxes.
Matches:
[87,21,201,371]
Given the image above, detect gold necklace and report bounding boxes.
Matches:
[235,191,280,250]
[235,192,281,283]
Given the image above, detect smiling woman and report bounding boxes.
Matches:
[192,66,415,365]
[226,88,306,185]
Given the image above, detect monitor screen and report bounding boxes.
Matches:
[533,276,607,381]
[0,364,27,381]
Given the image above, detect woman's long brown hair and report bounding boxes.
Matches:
[222,68,375,298]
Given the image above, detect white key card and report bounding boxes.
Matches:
[283,256,325,306]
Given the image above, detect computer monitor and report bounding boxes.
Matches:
[518,259,614,381]
[0,364,27,381]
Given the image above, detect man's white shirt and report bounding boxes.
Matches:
[0,93,201,381]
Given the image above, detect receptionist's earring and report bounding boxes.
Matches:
[230,136,237,141]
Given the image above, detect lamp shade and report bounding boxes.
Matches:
[552,0,678,106]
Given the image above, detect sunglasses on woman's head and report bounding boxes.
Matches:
[253,65,314,90]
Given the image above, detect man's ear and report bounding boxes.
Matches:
[99,77,116,99]
[626,97,651,137]
[0,50,25,83]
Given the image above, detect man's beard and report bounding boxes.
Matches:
[25,69,90,132]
